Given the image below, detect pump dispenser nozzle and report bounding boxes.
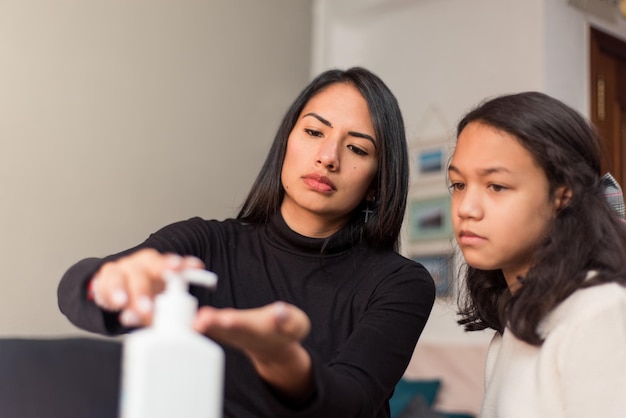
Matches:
[153,269,218,329]
[164,269,218,289]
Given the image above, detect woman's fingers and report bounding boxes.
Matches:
[90,249,205,328]
[273,302,311,341]
[91,265,128,311]
[194,302,313,394]
[122,251,165,324]
[193,302,311,354]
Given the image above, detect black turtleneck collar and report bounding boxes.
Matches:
[264,211,359,256]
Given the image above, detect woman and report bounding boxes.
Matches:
[58,67,436,418]
[448,91,626,417]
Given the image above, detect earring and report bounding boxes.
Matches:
[362,196,376,223]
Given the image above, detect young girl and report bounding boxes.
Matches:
[57,67,436,418]
[448,91,626,417]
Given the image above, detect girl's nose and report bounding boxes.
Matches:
[454,189,483,220]
[316,137,340,171]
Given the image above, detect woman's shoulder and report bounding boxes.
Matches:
[143,216,256,248]
[359,246,431,271]
[360,248,436,292]
[152,216,251,234]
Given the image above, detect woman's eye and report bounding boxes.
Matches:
[304,129,323,138]
[347,144,368,156]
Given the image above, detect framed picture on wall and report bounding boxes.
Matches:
[407,195,453,242]
[411,253,453,297]
[409,141,449,186]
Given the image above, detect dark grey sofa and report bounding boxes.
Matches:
[0,337,121,418]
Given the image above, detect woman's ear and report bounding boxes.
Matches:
[554,186,572,211]
[365,188,377,203]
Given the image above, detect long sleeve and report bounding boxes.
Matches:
[57,217,209,335]
[57,257,119,334]
[263,262,435,418]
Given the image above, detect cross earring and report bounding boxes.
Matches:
[363,205,374,223]
[363,195,376,223]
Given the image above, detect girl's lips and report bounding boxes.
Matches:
[302,174,336,192]
[458,230,486,245]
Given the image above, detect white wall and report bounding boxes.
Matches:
[0,0,312,337]
[313,0,626,344]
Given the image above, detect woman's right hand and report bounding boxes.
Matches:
[90,248,204,327]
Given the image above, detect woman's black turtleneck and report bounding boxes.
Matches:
[58,212,435,418]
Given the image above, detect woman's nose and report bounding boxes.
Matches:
[316,138,340,171]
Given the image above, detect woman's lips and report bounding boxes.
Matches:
[302,174,336,192]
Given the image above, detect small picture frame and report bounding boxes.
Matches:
[407,195,453,242]
[417,147,445,174]
[411,253,453,297]
[409,142,448,186]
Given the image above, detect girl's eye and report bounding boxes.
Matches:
[448,182,465,192]
[304,128,323,138]
[488,184,507,192]
[347,144,368,156]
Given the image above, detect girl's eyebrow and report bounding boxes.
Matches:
[448,164,512,176]
[302,112,377,148]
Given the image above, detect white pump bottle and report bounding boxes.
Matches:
[120,269,224,418]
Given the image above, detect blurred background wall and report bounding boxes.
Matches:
[0,0,312,336]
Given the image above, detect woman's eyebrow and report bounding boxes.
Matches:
[303,112,332,127]
[349,131,377,148]
[303,112,377,148]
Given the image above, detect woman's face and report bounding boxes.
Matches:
[448,122,564,291]
[280,82,378,237]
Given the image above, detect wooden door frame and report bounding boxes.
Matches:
[590,27,626,186]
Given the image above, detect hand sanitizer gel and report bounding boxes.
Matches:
[120,269,224,418]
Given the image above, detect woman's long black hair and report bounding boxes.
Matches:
[455,91,626,345]
[237,67,408,251]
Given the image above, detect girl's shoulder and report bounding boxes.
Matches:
[538,281,626,338]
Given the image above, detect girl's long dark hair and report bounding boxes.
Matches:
[237,67,408,251]
[455,91,626,345]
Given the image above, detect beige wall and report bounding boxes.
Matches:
[0,0,312,337]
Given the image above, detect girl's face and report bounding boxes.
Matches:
[280,82,378,238]
[448,122,564,291]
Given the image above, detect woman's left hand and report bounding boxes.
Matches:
[193,302,314,400]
